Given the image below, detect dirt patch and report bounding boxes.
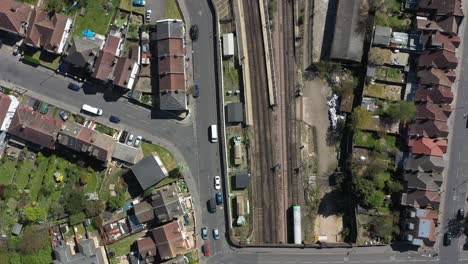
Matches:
[299,78,342,242]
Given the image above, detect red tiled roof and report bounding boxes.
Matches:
[24,8,68,53]
[409,119,449,138]
[402,190,440,209]
[151,220,189,260]
[92,50,115,81]
[417,68,455,88]
[0,93,12,129]
[157,39,184,57]
[113,57,136,88]
[418,50,458,69]
[8,106,64,149]
[159,74,185,91]
[158,55,184,74]
[0,0,31,35]
[415,85,453,104]
[415,102,452,121]
[137,237,157,259]
[422,31,460,52]
[418,0,463,17]
[408,137,448,157]
[103,35,121,54]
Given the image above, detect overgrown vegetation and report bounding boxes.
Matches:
[313,62,359,96]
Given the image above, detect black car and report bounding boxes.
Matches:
[444,232,452,246]
[33,100,41,111]
[119,131,128,143]
[457,209,465,220]
[110,115,121,123]
[190,25,199,40]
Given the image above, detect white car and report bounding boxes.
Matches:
[134,136,142,148]
[146,10,152,22]
[127,134,135,146]
[214,176,221,190]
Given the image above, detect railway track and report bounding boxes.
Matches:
[243,0,280,244]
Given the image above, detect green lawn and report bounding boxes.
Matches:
[84,172,100,193]
[23,49,61,70]
[73,0,119,36]
[29,157,48,202]
[354,131,377,148]
[0,157,17,185]
[107,231,146,260]
[354,131,396,153]
[141,143,177,170]
[166,0,182,19]
[15,160,34,190]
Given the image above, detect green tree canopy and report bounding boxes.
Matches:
[64,190,85,215]
[351,108,372,130]
[84,200,105,217]
[44,0,64,14]
[107,194,126,211]
[17,226,49,254]
[22,207,47,224]
[384,101,416,123]
[368,214,399,243]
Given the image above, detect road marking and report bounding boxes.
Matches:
[141,120,150,124]
[126,114,136,118]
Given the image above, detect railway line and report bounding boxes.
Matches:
[242,0,282,244]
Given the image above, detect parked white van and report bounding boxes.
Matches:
[210,124,218,143]
[81,104,103,116]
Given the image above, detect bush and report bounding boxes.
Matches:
[80,174,90,185]
[69,212,85,225]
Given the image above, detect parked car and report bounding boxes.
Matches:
[212,228,220,240]
[201,227,208,240]
[146,10,152,22]
[457,209,465,221]
[67,82,81,91]
[207,198,216,213]
[194,84,200,98]
[127,134,135,146]
[119,131,129,143]
[444,232,452,246]
[214,176,221,190]
[13,45,19,56]
[202,243,210,256]
[133,0,146,6]
[59,111,68,121]
[110,115,121,123]
[40,103,49,114]
[33,100,41,111]
[215,192,222,205]
[134,136,142,148]
[190,25,199,40]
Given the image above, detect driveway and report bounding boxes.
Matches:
[146,0,166,23]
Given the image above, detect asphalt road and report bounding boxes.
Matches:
[438,6,468,263]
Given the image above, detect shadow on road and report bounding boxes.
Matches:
[390,241,419,252]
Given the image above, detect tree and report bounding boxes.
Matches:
[351,107,372,130]
[44,0,64,14]
[64,190,85,215]
[352,177,385,209]
[80,174,91,185]
[368,48,392,65]
[93,215,104,229]
[17,226,49,254]
[22,207,47,223]
[107,194,126,211]
[369,214,399,243]
[69,212,85,225]
[384,101,416,123]
[367,190,385,208]
[84,200,105,217]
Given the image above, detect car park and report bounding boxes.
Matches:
[134,136,142,148]
[146,10,152,22]
[457,209,465,220]
[33,100,41,111]
[215,192,222,205]
[202,243,210,256]
[190,25,199,40]
[119,131,129,143]
[127,134,135,146]
[67,82,81,91]
[110,115,121,123]
[444,232,452,246]
[212,228,220,240]
[214,176,221,190]
[201,227,208,240]
[59,111,68,121]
